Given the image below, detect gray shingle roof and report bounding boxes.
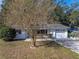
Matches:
[36,24,69,30]
[11,24,69,31]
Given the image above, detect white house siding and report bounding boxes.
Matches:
[15,31,28,39]
[47,29,53,34]
[52,32,55,38]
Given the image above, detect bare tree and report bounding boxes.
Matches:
[1,0,57,47]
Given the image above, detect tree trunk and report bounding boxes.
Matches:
[32,35,36,47]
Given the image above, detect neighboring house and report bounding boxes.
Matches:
[14,24,69,39]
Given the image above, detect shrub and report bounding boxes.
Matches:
[0,26,16,41]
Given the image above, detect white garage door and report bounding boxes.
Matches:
[56,32,68,39]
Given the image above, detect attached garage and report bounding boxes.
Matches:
[47,24,69,39]
[48,30,68,39]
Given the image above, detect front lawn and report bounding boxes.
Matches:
[0,40,79,59]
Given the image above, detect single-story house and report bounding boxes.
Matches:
[14,24,69,39]
[36,24,69,39]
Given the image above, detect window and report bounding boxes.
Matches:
[16,30,21,34]
[37,29,47,34]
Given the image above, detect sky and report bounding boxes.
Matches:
[0,0,79,8]
[0,0,3,10]
[0,0,79,6]
[66,0,79,5]
[0,0,2,5]
[0,0,79,5]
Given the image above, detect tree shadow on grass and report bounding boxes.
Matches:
[37,41,62,48]
[3,38,27,42]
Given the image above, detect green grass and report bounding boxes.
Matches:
[0,39,79,59]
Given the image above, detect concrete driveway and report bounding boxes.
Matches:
[55,40,79,54]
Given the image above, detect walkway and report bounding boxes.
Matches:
[55,40,79,54]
